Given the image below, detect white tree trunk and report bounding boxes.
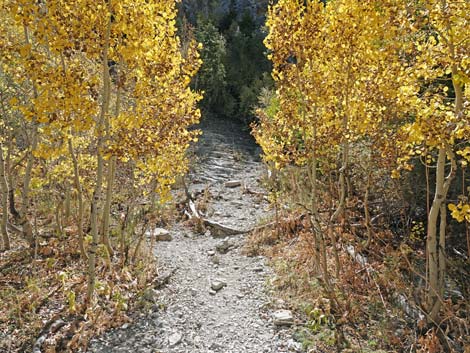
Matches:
[0,143,10,250]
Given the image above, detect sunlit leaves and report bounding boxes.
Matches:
[1,0,202,199]
[258,0,469,221]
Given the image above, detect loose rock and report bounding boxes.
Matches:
[210,279,227,291]
[272,310,294,326]
[225,180,242,188]
[168,332,182,347]
[152,228,172,241]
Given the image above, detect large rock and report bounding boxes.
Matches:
[272,310,294,326]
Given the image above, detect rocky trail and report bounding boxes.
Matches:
[88,119,302,353]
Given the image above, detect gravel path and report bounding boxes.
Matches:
[88,119,302,353]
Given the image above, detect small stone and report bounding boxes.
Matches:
[211,279,227,291]
[236,293,245,299]
[168,332,182,347]
[207,250,216,256]
[272,310,294,326]
[252,266,264,273]
[209,289,217,295]
[211,255,220,265]
[225,180,242,188]
[152,228,172,241]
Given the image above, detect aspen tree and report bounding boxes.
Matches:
[4,0,201,303]
[0,142,10,250]
[395,0,470,322]
[259,0,469,325]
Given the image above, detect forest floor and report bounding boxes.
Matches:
[87,118,303,353]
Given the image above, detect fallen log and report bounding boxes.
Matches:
[186,200,248,236]
[202,218,248,237]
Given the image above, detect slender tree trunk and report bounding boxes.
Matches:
[21,130,37,247]
[64,186,71,221]
[307,157,320,266]
[328,139,347,278]
[438,202,446,299]
[87,13,112,304]
[427,146,455,322]
[427,147,445,322]
[21,25,39,248]
[0,143,10,250]
[68,138,87,260]
[101,69,121,257]
[363,154,372,249]
[6,140,20,220]
[101,155,116,256]
[8,188,18,220]
[328,55,352,279]
[426,35,463,321]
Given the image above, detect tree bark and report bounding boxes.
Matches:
[68,138,87,260]
[100,68,121,257]
[426,146,455,322]
[101,155,116,256]
[0,143,10,250]
[6,139,20,220]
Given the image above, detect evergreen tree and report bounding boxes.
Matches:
[194,18,235,117]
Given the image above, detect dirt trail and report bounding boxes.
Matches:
[88,119,301,353]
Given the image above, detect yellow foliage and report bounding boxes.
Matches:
[257,0,469,226]
[1,0,202,198]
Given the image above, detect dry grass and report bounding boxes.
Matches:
[245,211,470,353]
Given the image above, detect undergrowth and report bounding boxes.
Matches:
[0,200,178,352]
[245,207,469,353]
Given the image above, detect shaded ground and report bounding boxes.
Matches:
[88,118,302,353]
